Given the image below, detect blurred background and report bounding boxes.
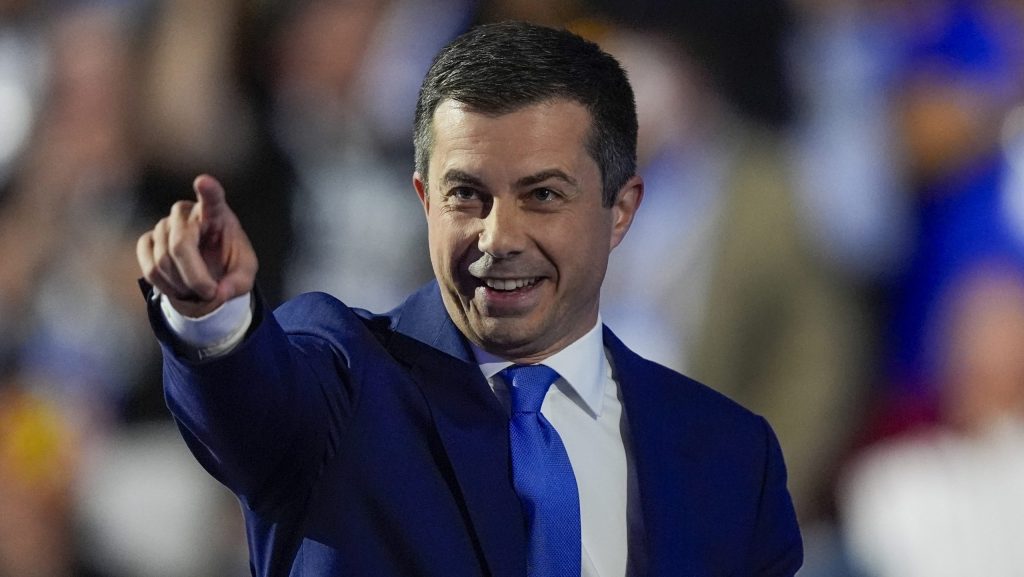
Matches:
[1,0,1023,575]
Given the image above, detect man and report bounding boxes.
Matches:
[137,21,802,577]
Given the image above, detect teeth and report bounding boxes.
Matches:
[484,277,538,291]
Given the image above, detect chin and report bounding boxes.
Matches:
[470,318,543,355]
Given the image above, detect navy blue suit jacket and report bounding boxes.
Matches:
[150,281,802,576]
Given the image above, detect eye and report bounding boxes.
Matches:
[450,187,480,201]
[531,188,556,202]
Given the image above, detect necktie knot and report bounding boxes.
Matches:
[501,364,560,414]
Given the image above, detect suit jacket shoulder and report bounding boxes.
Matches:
[605,327,803,575]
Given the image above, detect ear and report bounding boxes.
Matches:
[609,175,644,250]
[413,172,429,216]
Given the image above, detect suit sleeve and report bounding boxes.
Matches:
[746,416,804,576]
[147,288,355,516]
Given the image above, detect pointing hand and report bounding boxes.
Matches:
[137,175,258,317]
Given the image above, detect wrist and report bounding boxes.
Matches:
[161,292,253,356]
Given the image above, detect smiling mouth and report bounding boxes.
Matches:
[481,277,541,291]
[469,276,545,316]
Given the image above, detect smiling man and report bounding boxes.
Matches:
[418,98,640,363]
[137,21,801,577]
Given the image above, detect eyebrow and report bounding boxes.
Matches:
[436,168,581,192]
[439,168,580,190]
[516,169,579,189]
[440,169,487,189]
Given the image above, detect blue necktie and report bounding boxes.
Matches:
[502,364,581,577]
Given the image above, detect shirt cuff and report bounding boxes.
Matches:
[160,292,253,359]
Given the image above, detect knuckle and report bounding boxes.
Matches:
[150,235,166,257]
[136,232,151,252]
[171,200,194,216]
[168,235,191,259]
[156,251,175,273]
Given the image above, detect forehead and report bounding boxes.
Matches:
[427,98,595,178]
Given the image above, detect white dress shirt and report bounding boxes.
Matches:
[472,319,632,577]
[162,294,637,577]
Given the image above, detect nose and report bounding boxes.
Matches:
[477,200,526,259]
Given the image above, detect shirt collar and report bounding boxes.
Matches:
[471,317,607,417]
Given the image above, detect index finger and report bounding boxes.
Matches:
[193,174,228,224]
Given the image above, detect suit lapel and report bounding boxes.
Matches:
[386,286,708,576]
[605,327,705,576]
[389,283,526,577]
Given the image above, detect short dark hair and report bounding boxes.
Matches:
[413,21,638,207]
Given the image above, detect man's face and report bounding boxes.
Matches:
[414,99,642,363]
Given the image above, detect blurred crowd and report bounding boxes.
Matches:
[1,0,1023,575]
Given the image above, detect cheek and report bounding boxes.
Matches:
[561,213,612,254]
[425,221,452,276]
[561,221,612,284]
[428,216,477,269]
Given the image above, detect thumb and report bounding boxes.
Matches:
[193,174,229,232]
